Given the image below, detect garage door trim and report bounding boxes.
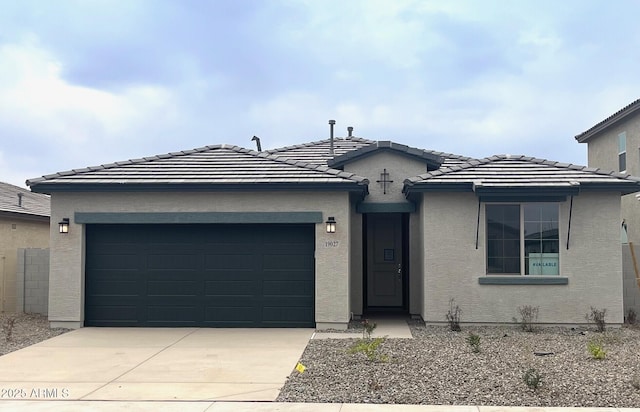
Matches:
[76,211,323,224]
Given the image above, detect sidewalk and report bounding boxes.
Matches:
[0,400,635,411]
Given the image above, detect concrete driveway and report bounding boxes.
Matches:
[0,328,313,402]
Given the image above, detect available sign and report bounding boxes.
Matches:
[528,253,559,275]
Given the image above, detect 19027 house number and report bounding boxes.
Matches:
[324,240,340,248]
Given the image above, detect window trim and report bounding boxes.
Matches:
[618,131,627,173]
[485,202,560,276]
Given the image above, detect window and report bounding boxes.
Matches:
[486,203,559,275]
[618,132,626,172]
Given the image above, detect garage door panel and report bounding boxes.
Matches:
[86,223,315,327]
[87,280,138,296]
[204,306,257,323]
[263,280,312,296]
[262,306,314,325]
[204,280,257,295]
[204,254,256,270]
[86,305,138,323]
[147,280,198,296]
[147,305,199,323]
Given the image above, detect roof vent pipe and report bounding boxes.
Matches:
[347,126,353,137]
[17,193,23,207]
[329,120,336,155]
[251,135,262,152]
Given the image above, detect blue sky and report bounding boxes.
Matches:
[1,0,639,187]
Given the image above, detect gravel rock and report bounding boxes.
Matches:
[0,313,70,356]
[278,322,640,407]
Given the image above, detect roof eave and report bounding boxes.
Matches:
[29,182,369,195]
[575,100,640,143]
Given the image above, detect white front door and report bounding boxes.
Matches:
[366,213,403,307]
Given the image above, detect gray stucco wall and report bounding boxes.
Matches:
[422,191,624,325]
[585,114,640,244]
[344,151,428,204]
[16,248,49,315]
[622,244,640,320]
[349,202,364,318]
[408,209,423,316]
[48,191,352,329]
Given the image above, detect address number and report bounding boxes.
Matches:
[324,240,340,248]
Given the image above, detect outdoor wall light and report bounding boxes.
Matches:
[58,218,70,234]
[326,216,336,233]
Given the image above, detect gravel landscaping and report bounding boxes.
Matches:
[278,321,640,407]
[2,313,639,407]
[0,313,70,356]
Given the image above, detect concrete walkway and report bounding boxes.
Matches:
[0,401,636,411]
[313,316,414,339]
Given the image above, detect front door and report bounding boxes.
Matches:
[366,213,404,308]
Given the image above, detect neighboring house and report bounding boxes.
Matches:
[27,132,640,329]
[575,98,640,242]
[575,98,640,319]
[0,181,50,312]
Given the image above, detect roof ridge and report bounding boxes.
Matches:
[575,98,640,142]
[267,136,375,154]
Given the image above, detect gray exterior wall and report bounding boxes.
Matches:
[48,191,352,329]
[408,208,423,316]
[349,202,364,318]
[422,191,624,325]
[622,244,640,319]
[16,248,49,315]
[0,216,49,312]
[585,113,640,244]
[344,151,428,204]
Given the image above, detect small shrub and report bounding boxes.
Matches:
[349,337,388,362]
[446,298,462,332]
[625,308,637,325]
[586,307,607,332]
[466,332,481,353]
[2,317,16,342]
[515,305,539,332]
[523,368,543,390]
[361,319,377,339]
[587,339,607,360]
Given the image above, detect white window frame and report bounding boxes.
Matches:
[485,202,560,276]
[618,131,627,173]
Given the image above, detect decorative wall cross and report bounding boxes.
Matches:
[376,169,393,194]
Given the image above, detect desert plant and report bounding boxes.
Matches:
[586,307,607,332]
[587,339,607,360]
[626,308,637,325]
[523,368,543,390]
[445,298,462,332]
[466,332,481,353]
[2,317,16,342]
[515,305,539,332]
[361,319,377,339]
[349,337,388,362]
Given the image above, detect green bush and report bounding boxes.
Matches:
[466,333,481,353]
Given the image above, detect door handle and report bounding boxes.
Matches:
[397,263,402,280]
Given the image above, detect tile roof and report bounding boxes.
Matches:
[575,98,640,143]
[0,181,50,217]
[404,155,640,195]
[27,145,369,193]
[269,137,474,168]
[267,137,375,164]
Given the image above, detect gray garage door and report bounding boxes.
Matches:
[85,224,315,327]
